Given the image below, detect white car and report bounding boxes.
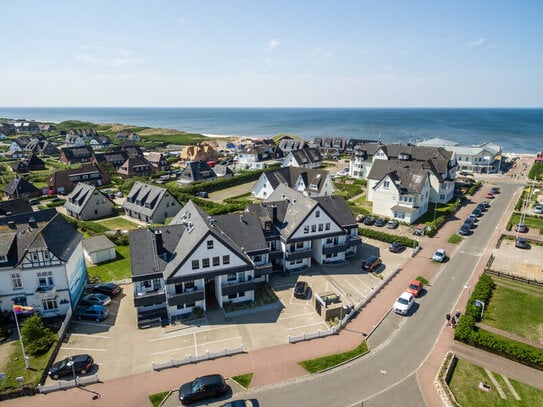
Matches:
[393,291,414,315]
[535,205,543,214]
[432,248,446,263]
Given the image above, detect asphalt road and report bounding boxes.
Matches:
[218,182,517,407]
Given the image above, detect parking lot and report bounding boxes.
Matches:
[492,237,543,279]
[49,237,412,383]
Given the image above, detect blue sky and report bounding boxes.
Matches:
[2,0,542,107]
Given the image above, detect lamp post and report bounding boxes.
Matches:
[463,284,471,300]
[12,305,30,370]
[69,355,78,386]
[474,300,486,320]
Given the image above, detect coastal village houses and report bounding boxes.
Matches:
[177,160,217,184]
[0,209,87,318]
[129,185,361,327]
[252,166,335,199]
[122,182,182,224]
[60,146,95,164]
[281,147,322,169]
[64,183,115,220]
[3,177,41,200]
[48,163,111,194]
[180,143,218,163]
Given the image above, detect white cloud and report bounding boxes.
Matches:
[75,46,143,67]
[268,38,280,49]
[467,38,487,48]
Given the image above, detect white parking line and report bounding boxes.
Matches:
[69,333,110,339]
[286,322,328,331]
[150,336,242,356]
[72,321,114,327]
[61,347,107,352]
[149,326,231,342]
[341,279,366,297]
[279,312,316,321]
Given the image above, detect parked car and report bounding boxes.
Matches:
[29,198,40,205]
[486,192,494,199]
[196,191,209,198]
[389,242,404,253]
[479,201,490,209]
[76,305,110,321]
[458,224,471,236]
[80,293,111,306]
[515,237,529,249]
[490,187,500,194]
[386,219,399,229]
[476,202,488,212]
[48,354,94,380]
[294,281,309,299]
[363,216,375,226]
[471,207,483,217]
[406,280,423,297]
[432,249,446,263]
[534,205,543,214]
[361,255,382,272]
[374,218,386,227]
[179,374,227,405]
[515,223,528,233]
[355,214,366,223]
[220,400,260,407]
[392,291,414,315]
[93,282,122,297]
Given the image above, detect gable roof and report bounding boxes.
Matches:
[48,163,111,191]
[288,147,322,165]
[82,235,116,253]
[122,182,177,217]
[262,167,330,194]
[179,160,217,182]
[0,199,33,216]
[3,177,39,195]
[61,146,95,161]
[64,183,110,215]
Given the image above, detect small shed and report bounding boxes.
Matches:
[82,235,117,265]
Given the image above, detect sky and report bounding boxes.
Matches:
[2,0,543,107]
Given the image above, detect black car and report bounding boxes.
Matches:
[515,237,529,249]
[220,400,260,407]
[48,354,93,380]
[388,242,404,253]
[196,191,209,198]
[458,224,471,236]
[179,374,227,405]
[363,216,375,226]
[361,255,382,272]
[471,207,483,217]
[476,202,488,212]
[294,281,309,299]
[491,187,500,194]
[374,218,386,227]
[515,223,528,233]
[93,282,122,297]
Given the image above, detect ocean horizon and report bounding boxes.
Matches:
[1,107,542,154]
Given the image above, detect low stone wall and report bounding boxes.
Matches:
[433,351,461,407]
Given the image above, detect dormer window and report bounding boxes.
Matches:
[0,255,7,263]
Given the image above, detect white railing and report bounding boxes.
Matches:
[288,266,401,344]
[151,345,244,371]
[38,374,100,394]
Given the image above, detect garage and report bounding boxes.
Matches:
[82,235,117,265]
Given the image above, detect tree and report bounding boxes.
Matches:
[21,314,56,356]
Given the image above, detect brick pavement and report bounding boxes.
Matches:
[3,177,534,407]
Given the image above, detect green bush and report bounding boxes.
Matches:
[358,227,418,247]
[20,314,56,356]
[46,199,66,208]
[466,181,482,195]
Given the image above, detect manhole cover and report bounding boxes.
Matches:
[392,324,399,329]
[380,369,387,375]
[346,292,352,297]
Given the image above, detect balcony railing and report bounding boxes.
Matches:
[222,280,256,296]
[254,263,273,277]
[268,250,283,261]
[167,289,205,307]
[134,289,167,307]
[35,285,56,300]
[285,248,312,261]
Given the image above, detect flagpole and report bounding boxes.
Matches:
[12,305,30,369]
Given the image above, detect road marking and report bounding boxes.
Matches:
[61,347,107,352]
[341,279,366,297]
[278,312,316,321]
[150,336,242,356]
[150,326,231,341]
[69,333,110,339]
[286,322,327,331]
[72,321,114,327]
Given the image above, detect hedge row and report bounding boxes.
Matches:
[454,274,543,370]
[62,215,109,235]
[358,227,418,247]
[466,181,482,196]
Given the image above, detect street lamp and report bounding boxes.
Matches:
[463,284,471,300]
[69,355,78,386]
[474,300,486,320]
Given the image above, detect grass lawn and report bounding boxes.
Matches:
[448,234,463,244]
[148,391,170,407]
[87,245,131,281]
[231,373,254,388]
[482,277,543,342]
[449,358,543,407]
[96,217,140,231]
[299,341,368,373]
[0,340,57,391]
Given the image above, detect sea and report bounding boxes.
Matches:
[1,107,542,154]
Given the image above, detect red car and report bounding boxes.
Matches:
[406,280,423,297]
[486,192,494,199]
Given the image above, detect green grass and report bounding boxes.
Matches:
[416,276,430,285]
[140,133,208,145]
[482,279,543,342]
[299,341,368,373]
[448,234,463,244]
[148,391,170,407]
[449,358,543,407]
[231,373,254,388]
[509,213,543,232]
[0,339,57,391]
[86,245,131,281]
[96,217,140,231]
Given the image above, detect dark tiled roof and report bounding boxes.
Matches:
[122,182,180,218]
[262,167,330,193]
[61,146,95,162]
[289,147,322,165]
[3,177,39,195]
[64,183,110,215]
[179,161,217,182]
[0,199,33,216]
[82,235,116,253]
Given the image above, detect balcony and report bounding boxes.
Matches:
[346,235,362,247]
[285,248,312,261]
[35,285,56,300]
[221,280,256,296]
[322,243,348,255]
[167,289,205,307]
[134,288,166,307]
[254,263,273,277]
[268,250,283,261]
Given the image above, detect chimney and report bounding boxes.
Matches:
[154,230,164,254]
[271,205,278,222]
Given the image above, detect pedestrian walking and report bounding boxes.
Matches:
[445,313,451,326]
[455,309,461,319]
[451,316,457,328]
